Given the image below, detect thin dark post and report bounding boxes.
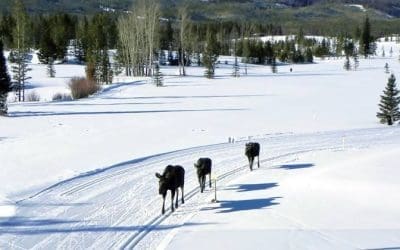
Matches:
[211,175,218,203]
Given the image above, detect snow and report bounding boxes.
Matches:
[99,5,116,13]
[260,35,328,43]
[1,39,400,249]
[163,146,400,250]
[345,4,366,12]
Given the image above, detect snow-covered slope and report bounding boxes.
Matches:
[1,127,399,249]
[164,142,400,250]
[1,40,400,249]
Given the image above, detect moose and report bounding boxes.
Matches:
[245,142,260,171]
[194,157,212,193]
[155,165,185,215]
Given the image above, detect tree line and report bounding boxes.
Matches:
[0,0,377,103]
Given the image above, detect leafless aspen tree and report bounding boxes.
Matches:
[117,0,160,77]
[178,6,190,76]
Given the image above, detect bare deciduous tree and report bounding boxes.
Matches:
[178,6,190,76]
[117,0,160,77]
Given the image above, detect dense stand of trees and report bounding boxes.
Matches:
[0,0,384,103]
[0,39,11,115]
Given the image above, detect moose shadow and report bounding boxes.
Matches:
[278,163,314,170]
[202,197,281,213]
[223,183,278,192]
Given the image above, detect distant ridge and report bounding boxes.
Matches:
[0,0,399,18]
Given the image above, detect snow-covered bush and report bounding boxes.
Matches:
[52,92,72,102]
[26,91,40,102]
[68,77,99,99]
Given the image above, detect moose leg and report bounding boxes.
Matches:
[257,155,260,168]
[162,194,166,215]
[201,176,205,193]
[171,190,175,212]
[249,157,254,171]
[198,176,202,192]
[181,186,184,204]
[175,188,179,208]
[209,173,212,188]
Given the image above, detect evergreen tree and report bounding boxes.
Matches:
[305,48,313,63]
[50,13,75,61]
[99,50,113,84]
[296,27,305,46]
[377,74,400,125]
[343,39,354,71]
[360,16,373,58]
[232,29,240,77]
[384,63,390,74]
[232,56,240,77]
[11,0,31,102]
[0,40,12,115]
[47,57,56,77]
[11,52,31,102]
[353,26,361,42]
[37,19,57,64]
[353,52,359,71]
[152,63,163,87]
[265,41,274,65]
[343,57,351,70]
[203,26,219,79]
[344,39,354,57]
[87,13,114,84]
[314,38,330,58]
[75,17,90,63]
[0,15,15,48]
[271,57,277,73]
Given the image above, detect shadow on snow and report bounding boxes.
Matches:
[223,183,279,192]
[202,197,281,213]
[0,217,211,235]
[17,101,176,107]
[99,94,267,101]
[277,163,314,170]
[9,108,246,118]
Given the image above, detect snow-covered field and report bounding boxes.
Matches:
[0,40,400,249]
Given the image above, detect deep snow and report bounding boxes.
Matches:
[0,40,400,249]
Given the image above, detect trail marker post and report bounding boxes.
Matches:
[211,175,218,203]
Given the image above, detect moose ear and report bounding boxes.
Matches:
[155,173,162,178]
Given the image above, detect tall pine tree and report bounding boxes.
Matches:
[360,16,374,58]
[37,19,57,64]
[203,26,219,79]
[377,74,400,125]
[0,40,12,115]
[11,0,31,102]
[47,57,56,77]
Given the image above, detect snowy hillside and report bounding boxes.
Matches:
[0,40,400,249]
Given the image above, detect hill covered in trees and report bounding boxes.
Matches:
[1,0,400,39]
[0,0,400,19]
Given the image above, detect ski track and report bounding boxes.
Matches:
[0,127,399,249]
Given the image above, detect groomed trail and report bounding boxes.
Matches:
[0,127,399,249]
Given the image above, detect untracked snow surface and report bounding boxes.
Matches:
[0,40,400,249]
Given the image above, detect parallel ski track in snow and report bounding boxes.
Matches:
[119,146,339,249]
[2,127,399,249]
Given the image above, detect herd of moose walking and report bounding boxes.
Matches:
[155,142,261,215]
